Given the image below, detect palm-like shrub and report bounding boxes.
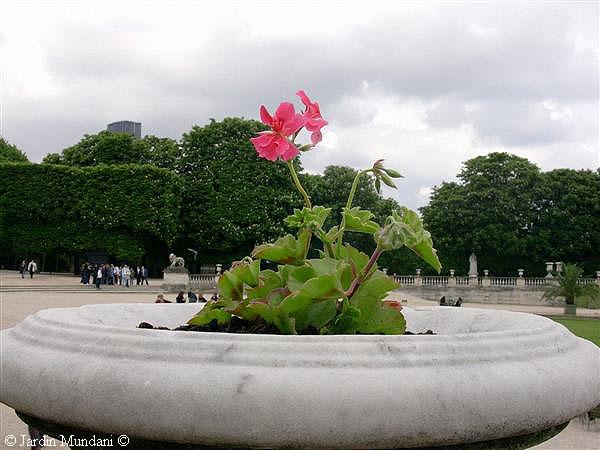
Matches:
[543,263,600,306]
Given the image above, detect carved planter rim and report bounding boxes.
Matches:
[1,304,599,449]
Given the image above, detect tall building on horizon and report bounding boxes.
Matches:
[107,121,141,139]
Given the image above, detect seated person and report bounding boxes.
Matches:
[198,294,207,302]
[155,294,171,303]
[187,291,198,303]
[175,291,186,303]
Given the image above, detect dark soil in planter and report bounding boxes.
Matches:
[138,318,435,335]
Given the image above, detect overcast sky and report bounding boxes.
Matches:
[1,1,598,209]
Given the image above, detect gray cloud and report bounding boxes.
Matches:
[1,2,597,209]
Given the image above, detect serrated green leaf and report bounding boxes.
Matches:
[279,273,342,315]
[349,270,404,334]
[218,271,243,301]
[230,258,261,288]
[284,206,331,229]
[343,207,381,234]
[375,177,381,193]
[251,228,310,265]
[375,207,442,273]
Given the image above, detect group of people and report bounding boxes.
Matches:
[18,259,38,278]
[155,291,218,303]
[80,263,149,289]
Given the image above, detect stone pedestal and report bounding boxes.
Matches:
[162,267,189,292]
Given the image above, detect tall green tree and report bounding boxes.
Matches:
[534,169,600,272]
[176,118,300,260]
[421,152,543,275]
[0,137,28,163]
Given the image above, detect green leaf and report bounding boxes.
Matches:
[279,273,342,315]
[251,228,311,265]
[284,265,317,292]
[246,269,283,301]
[375,177,381,194]
[230,258,261,288]
[307,257,339,276]
[293,299,337,331]
[339,244,371,275]
[349,270,404,334]
[188,308,231,326]
[375,207,442,273]
[285,206,331,229]
[328,302,361,334]
[218,271,244,301]
[343,207,381,234]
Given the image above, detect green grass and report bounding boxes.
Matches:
[546,316,600,347]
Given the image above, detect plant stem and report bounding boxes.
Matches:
[336,169,370,254]
[344,246,383,298]
[286,160,311,209]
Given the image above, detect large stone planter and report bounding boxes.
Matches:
[1,304,599,449]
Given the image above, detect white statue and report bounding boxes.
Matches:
[468,252,478,277]
[169,253,185,268]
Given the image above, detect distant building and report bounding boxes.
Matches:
[107,121,141,139]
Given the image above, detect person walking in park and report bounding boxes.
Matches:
[95,267,102,289]
[27,259,37,278]
[19,259,26,278]
[141,266,149,285]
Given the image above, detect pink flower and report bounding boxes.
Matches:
[250,102,305,161]
[297,90,328,145]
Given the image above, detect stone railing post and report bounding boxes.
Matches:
[482,270,491,287]
[596,271,600,286]
[545,262,554,278]
[516,269,525,287]
[448,269,456,286]
[415,268,422,286]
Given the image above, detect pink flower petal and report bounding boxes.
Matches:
[296,90,310,109]
[274,102,296,123]
[281,113,306,136]
[279,139,300,161]
[259,105,273,126]
[310,130,323,145]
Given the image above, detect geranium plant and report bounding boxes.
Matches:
[189,91,441,334]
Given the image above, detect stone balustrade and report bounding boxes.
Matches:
[390,270,600,306]
[393,274,600,288]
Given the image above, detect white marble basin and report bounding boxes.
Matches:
[1,304,599,449]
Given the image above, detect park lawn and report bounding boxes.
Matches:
[546,316,600,347]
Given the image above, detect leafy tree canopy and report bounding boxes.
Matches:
[0,137,28,163]
[42,131,179,169]
[0,163,181,261]
[422,152,599,275]
[176,118,301,258]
